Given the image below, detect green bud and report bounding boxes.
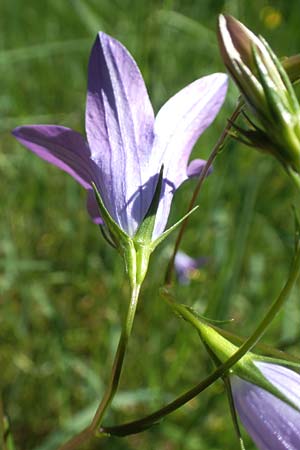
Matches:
[218,14,300,175]
[282,54,300,84]
[196,319,300,411]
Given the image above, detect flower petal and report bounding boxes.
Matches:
[255,361,300,408]
[86,32,155,236]
[12,125,97,189]
[187,158,213,178]
[151,73,228,237]
[231,365,300,450]
[174,251,207,284]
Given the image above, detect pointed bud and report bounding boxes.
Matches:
[195,319,300,412]
[218,14,300,175]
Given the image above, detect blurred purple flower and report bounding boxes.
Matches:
[13,32,227,239]
[231,361,300,450]
[174,251,207,284]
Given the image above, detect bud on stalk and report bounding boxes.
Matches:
[218,14,300,176]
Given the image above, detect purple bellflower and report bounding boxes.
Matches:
[231,361,300,450]
[13,32,227,242]
[174,251,207,284]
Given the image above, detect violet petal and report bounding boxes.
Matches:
[174,251,206,284]
[187,158,213,178]
[12,125,98,189]
[86,32,155,236]
[151,73,228,238]
[231,363,300,450]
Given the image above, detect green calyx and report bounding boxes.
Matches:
[92,172,199,288]
[132,166,198,284]
[92,182,151,288]
[181,308,300,413]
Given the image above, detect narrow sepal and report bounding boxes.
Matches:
[224,377,246,450]
[183,305,234,325]
[151,206,199,251]
[252,45,290,123]
[261,37,300,114]
[92,182,129,249]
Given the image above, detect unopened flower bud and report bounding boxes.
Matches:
[218,14,300,175]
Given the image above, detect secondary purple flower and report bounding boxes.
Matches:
[186,315,300,450]
[13,32,227,240]
[174,251,207,284]
[231,361,300,450]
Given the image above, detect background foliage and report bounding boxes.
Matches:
[1,0,300,449]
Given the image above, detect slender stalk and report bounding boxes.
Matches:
[58,283,141,450]
[0,397,5,450]
[224,377,246,450]
[0,400,15,450]
[92,283,141,428]
[165,104,242,285]
[102,245,300,436]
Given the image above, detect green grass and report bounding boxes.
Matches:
[1,1,300,449]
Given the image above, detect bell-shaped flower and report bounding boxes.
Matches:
[231,361,300,450]
[13,32,227,243]
[218,14,300,176]
[197,322,300,450]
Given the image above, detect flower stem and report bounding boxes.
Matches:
[91,283,141,429]
[58,283,141,450]
[165,103,242,285]
[101,244,300,436]
[0,399,15,450]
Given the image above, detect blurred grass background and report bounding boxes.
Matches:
[1,0,300,449]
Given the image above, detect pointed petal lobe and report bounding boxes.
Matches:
[231,364,300,450]
[187,158,213,178]
[12,125,97,189]
[85,32,155,235]
[151,73,228,237]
